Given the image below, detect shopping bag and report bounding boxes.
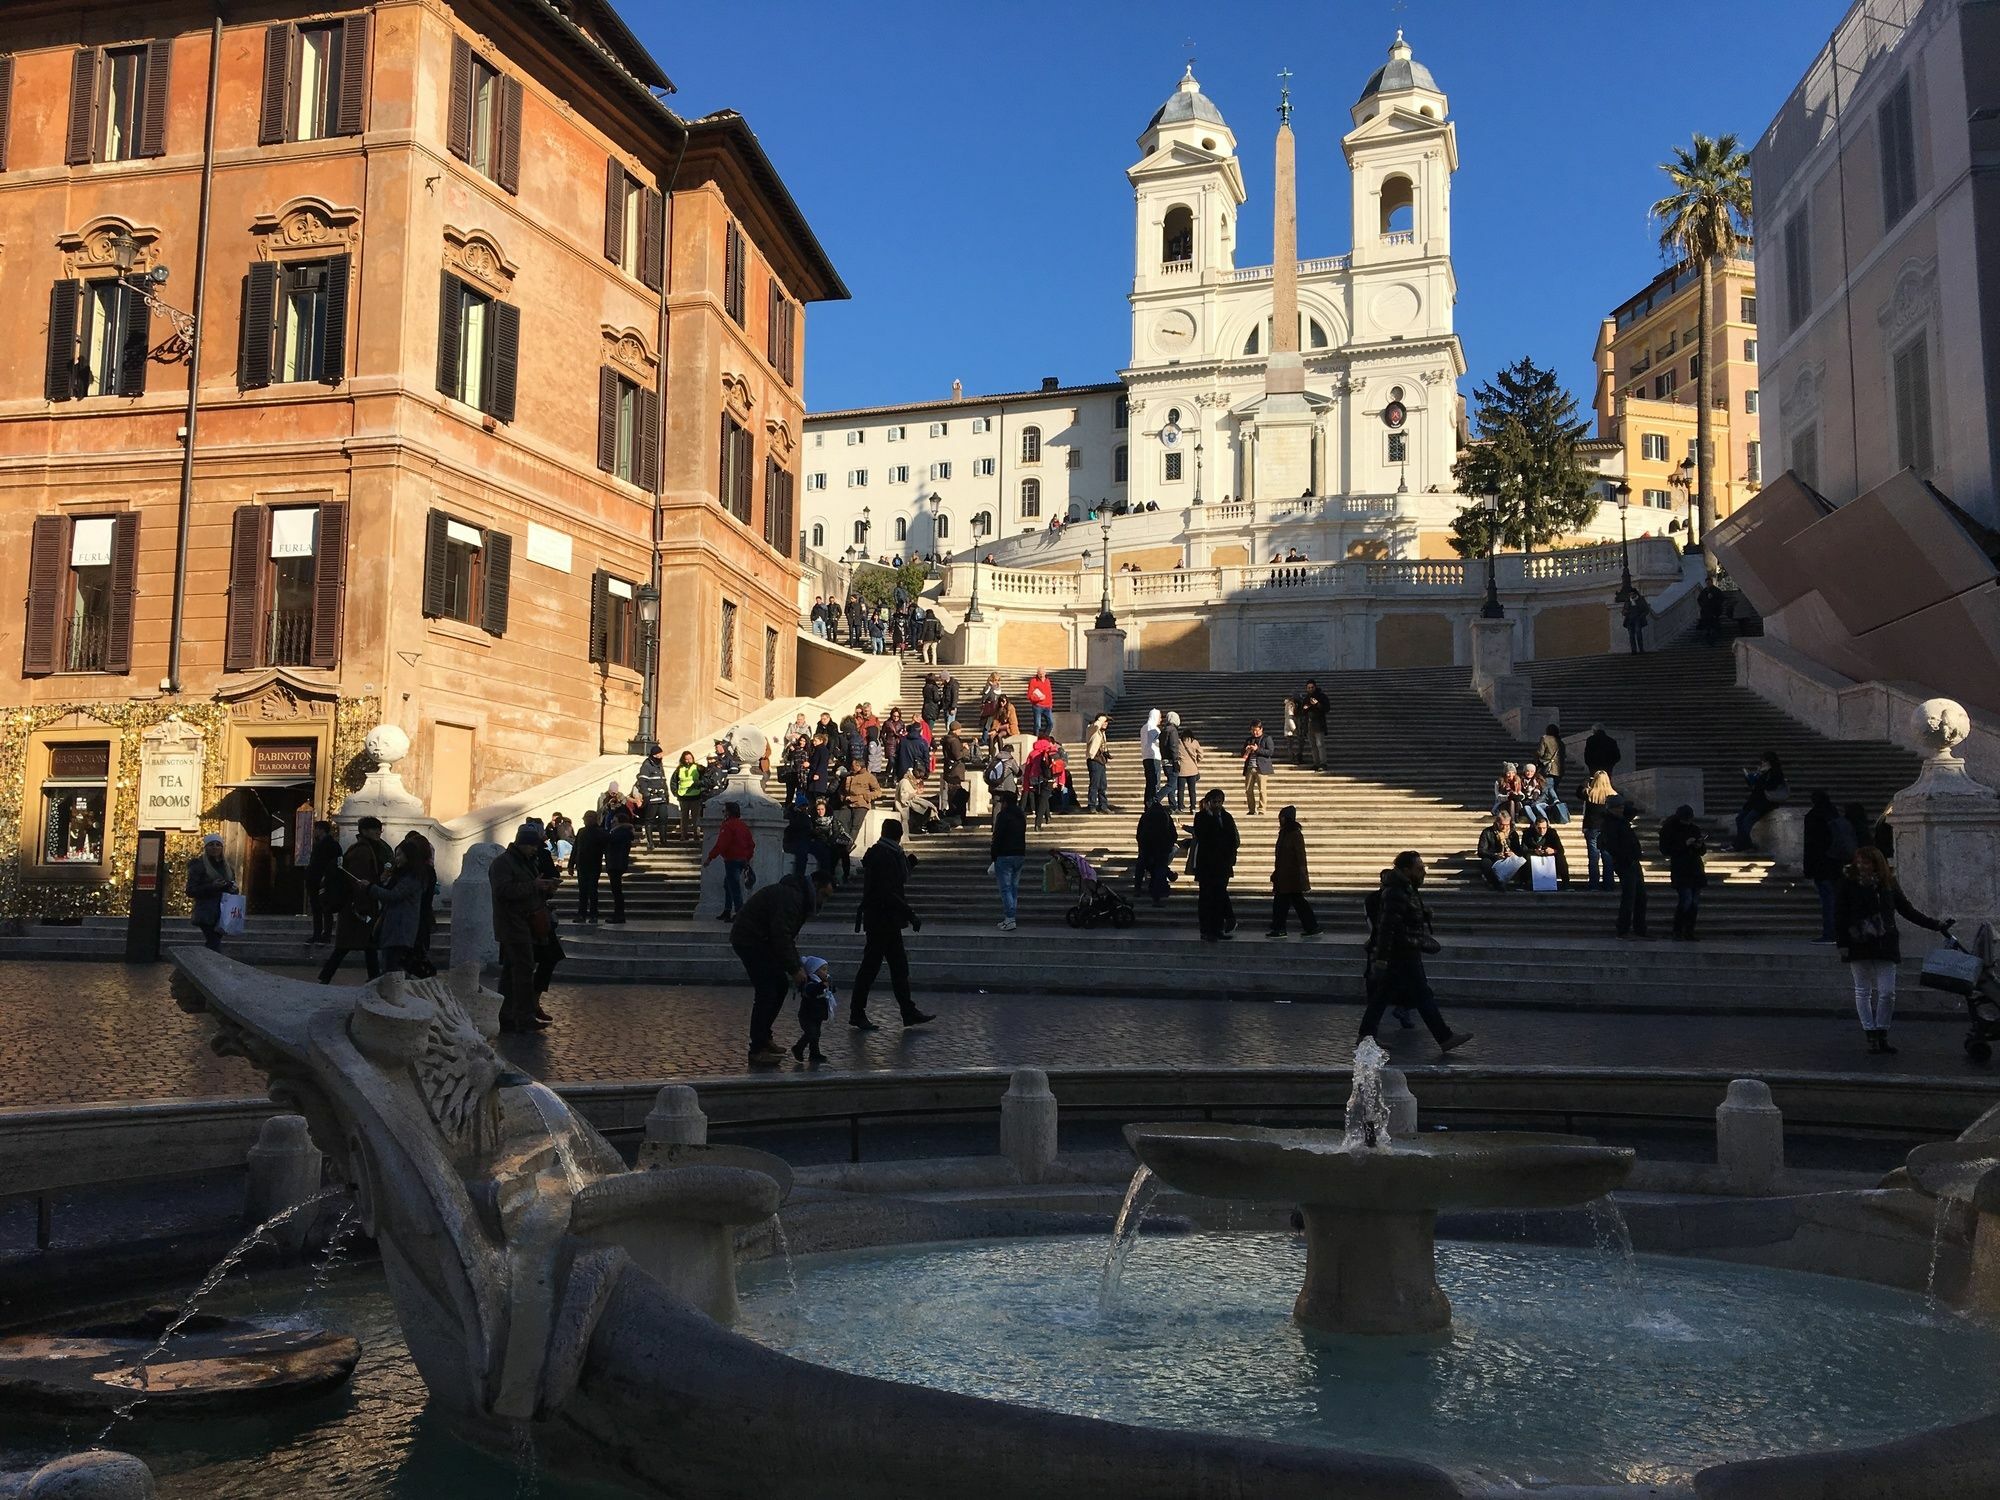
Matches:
[218,893,247,936]
[1547,797,1570,825]
[1492,854,1526,885]
[1921,945,1984,995]
[1529,855,1559,892]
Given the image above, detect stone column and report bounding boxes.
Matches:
[1715,1078,1784,1193]
[1468,617,1515,695]
[1890,700,2000,938]
[1074,628,1127,721]
[449,842,505,973]
[999,1067,1059,1184]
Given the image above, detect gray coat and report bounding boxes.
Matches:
[185,853,235,927]
[370,866,433,950]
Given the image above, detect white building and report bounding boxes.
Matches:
[803,34,1478,565]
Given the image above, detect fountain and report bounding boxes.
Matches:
[1125,1042,1634,1335]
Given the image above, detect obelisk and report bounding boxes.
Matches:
[1254,71,1316,498]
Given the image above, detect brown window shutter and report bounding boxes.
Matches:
[763,455,777,545]
[603,159,625,263]
[718,413,731,513]
[139,39,172,158]
[336,14,369,136]
[310,500,347,668]
[480,528,512,636]
[224,505,270,671]
[46,281,80,402]
[0,56,17,172]
[488,301,520,422]
[435,271,462,396]
[495,75,522,193]
[446,38,471,161]
[66,50,96,165]
[640,188,664,291]
[733,229,747,324]
[103,512,141,674]
[320,253,351,385]
[116,286,151,396]
[258,25,290,144]
[421,509,449,616]
[239,260,279,389]
[766,279,779,365]
[636,387,660,493]
[784,303,797,384]
[22,515,66,676]
[588,569,609,662]
[736,420,754,523]
[723,224,738,319]
[596,366,619,473]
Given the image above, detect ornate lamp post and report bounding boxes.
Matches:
[966,512,987,623]
[107,231,194,342]
[1095,511,1116,629]
[926,490,942,572]
[1670,457,1699,554]
[861,504,871,562]
[627,582,661,754]
[1193,440,1204,507]
[1614,482,1635,602]
[1479,490,1504,619]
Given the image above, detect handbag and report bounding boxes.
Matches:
[1492,854,1527,884]
[1921,945,1983,995]
[1547,797,1570,825]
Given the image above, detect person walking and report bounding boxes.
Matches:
[704,800,756,920]
[1582,722,1621,800]
[1161,712,1185,812]
[305,820,341,944]
[1240,720,1273,816]
[1659,804,1707,941]
[670,751,705,840]
[1188,788,1240,942]
[1026,669,1056,737]
[990,789,1028,931]
[1835,845,1948,1055]
[839,755,882,851]
[1266,805,1320,938]
[1622,591,1653,654]
[1599,796,1650,940]
[1176,726,1204,812]
[490,822,555,1032]
[732,868,836,1065]
[603,806,635,924]
[1135,798,1176,906]
[848,820,936,1032]
[1803,790,1856,943]
[319,815,393,983]
[370,832,437,974]
[1357,851,1473,1053]
[571,809,606,923]
[1581,769,1616,889]
[185,834,237,952]
[1297,678,1329,771]
[1084,714,1113,813]
[1140,709,1164,807]
[633,743,670,849]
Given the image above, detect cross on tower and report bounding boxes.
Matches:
[1277,67,1294,125]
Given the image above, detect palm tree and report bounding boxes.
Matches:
[1651,133,1753,552]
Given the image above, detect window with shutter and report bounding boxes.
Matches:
[589,569,610,663]
[766,281,780,366]
[224,505,271,671]
[23,516,66,677]
[495,76,522,193]
[138,39,171,158]
[103,513,140,675]
[639,189,664,291]
[436,271,464,399]
[65,50,96,165]
[0,55,17,172]
[116,286,151,397]
[1893,334,1934,475]
[446,38,472,161]
[604,160,626,263]
[488,301,520,422]
[310,500,348,668]
[480,528,512,635]
[240,260,279,389]
[723,223,746,325]
[597,367,621,474]
[318,254,351,385]
[45,281,80,402]
[258,25,289,145]
[335,14,369,136]
[763,456,778,546]
[422,509,451,617]
[635,387,661,493]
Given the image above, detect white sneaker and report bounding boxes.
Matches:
[998,918,1017,931]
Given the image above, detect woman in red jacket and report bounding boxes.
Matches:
[704,801,757,920]
[1026,669,1056,737]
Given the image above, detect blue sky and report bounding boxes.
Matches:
[627,0,1839,417]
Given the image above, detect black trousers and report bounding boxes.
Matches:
[498,943,538,1029]
[851,927,918,1022]
[575,862,602,921]
[1616,862,1648,935]
[307,888,331,941]
[735,939,789,1053]
[606,864,626,921]
[318,945,380,983]
[1359,954,1452,1044]
[1270,893,1318,934]
[1197,877,1234,938]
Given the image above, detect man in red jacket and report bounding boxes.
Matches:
[1026,669,1055,737]
[703,801,756,921]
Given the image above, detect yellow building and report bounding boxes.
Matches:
[1593,255,1762,542]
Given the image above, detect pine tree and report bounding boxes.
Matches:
[1448,358,1597,558]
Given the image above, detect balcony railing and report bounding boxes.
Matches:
[1381,230,1416,247]
[266,609,316,668]
[1160,259,1195,276]
[63,615,106,673]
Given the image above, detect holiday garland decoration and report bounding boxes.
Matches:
[0,693,380,921]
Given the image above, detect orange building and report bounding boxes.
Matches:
[0,0,844,917]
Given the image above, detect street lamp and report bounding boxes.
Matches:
[1669,457,1699,554]
[1479,489,1505,619]
[966,512,987,623]
[627,581,661,754]
[1193,440,1204,507]
[1613,482,1635,602]
[861,504,871,561]
[1095,511,1116,629]
[106,230,193,342]
[926,490,942,570]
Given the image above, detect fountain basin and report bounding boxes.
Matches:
[1126,1124,1634,1334]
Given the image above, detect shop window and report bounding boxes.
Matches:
[40,742,110,866]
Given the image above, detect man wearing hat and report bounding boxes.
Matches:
[633,742,669,851]
[319,815,394,983]
[185,834,237,952]
[491,820,557,1032]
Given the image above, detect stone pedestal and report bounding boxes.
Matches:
[1296,1206,1450,1336]
[1085,628,1126,699]
[449,842,505,973]
[999,1067,1058,1184]
[1253,407,1317,501]
[1468,618,1515,695]
[1751,805,1807,871]
[645,1085,708,1147]
[960,615,1001,667]
[1621,767,1707,818]
[1890,700,2000,939]
[1716,1078,1784,1193]
[244,1114,322,1254]
[698,774,789,920]
[334,725,429,845]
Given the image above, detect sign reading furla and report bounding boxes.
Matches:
[138,717,206,832]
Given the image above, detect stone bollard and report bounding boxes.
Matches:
[21,1451,156,1499]
[244,1114,322,1253]
[999,1067,1059,1184]
[645,1085,709,1147]
[1380,1067,1418,1140]
[1716,1079,1784,1193]
[449,842,505,975]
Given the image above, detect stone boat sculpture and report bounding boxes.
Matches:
[178,950,1460,1500]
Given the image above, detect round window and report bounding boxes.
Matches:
[1201,137,1216,151]
[1166,407,1183,427]
[1389,386,1405,401]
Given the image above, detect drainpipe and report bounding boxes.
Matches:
[166,7,224,694]
[641,124,690,748]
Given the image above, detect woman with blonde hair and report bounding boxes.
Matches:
[1580,769,1616,890]
[1835,845,1948,1054]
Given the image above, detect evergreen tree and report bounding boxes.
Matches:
[1448,358,1597,558]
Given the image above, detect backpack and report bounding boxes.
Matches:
[986,758,1009,788]
[1046,752,1067,784]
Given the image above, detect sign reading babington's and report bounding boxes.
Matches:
[252,741,317,780]
[138,717,206,832]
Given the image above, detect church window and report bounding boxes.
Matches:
[1380,175,1415,237]
[1115,397,1129,429]
[1243,325,1260,356]
[1020,426,1041,463]
[1019,478,1041,518]
[1387,433,1407,463]
[1308,319,1329,350]
[1164,452,1183,482]
[1161,205,1194,265]
[894,518,907,542]
[1067,450,1082,470]
[852,519,867,545]
[935,514,950,539]
[1114,446,1128,482]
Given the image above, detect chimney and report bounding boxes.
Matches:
[951,379,963,401]
[1040,376,1059,392]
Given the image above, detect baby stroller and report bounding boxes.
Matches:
[1919,921,2000,1064]
[1050,850,1136,929]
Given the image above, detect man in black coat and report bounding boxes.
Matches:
[1188,788,1241,942]
[1582,723,1621,797]
[1358,852,1472,1051]
[732,868,836,1065]
[1135,800,1177,906]
[1599,796,1650,940]
[633,743,670,849]
[1297,678,1330,771]
[305,820,342,943]
[570,809,607,923]
[848,821,937,1032]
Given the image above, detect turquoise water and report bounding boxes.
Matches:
[739,1233,2000,1488]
